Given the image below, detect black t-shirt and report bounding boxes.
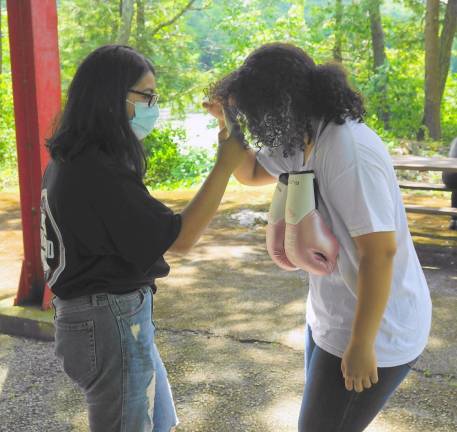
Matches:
[40,147,182,299]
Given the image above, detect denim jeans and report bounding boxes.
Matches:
[298,325,418,432]
[52,286,178,432]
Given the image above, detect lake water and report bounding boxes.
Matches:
[159,108,219,155]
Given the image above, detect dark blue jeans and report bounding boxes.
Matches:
[298,326,417,432]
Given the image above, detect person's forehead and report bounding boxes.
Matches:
[137,71,156,90]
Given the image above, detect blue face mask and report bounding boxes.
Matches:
[127,101,159,140]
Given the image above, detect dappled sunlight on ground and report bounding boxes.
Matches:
[0,186,456,430]
[185,367,243,386]
[280,326,306,351]
[403,193,457,246]
[426,335,446,350]
[160,329,305,431]
[260,396,302,430]
[0,366,8,394]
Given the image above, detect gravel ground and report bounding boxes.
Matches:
[0,335,84,432]
[1,326,456,432]
[0,192,456,431]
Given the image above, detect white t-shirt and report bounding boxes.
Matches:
[257,119,432,367]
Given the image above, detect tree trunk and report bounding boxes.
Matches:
[438,0,457,101]
[367,0,389,129]
[368,0,387,70]
[136,0,145,47]
[423,0,441,140]
[333,0,343,62]
[117,0,135,45]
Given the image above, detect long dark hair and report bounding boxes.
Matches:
[209,43,365,156]
[46,45,155,177]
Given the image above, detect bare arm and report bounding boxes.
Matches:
[233,149,276,186]
[351,231,397,345]
[170,98,274,254]
[341,231,397,392]
[168,129,247,254]
[168,163,233,254]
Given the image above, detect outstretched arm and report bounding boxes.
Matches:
[168,125,248,255]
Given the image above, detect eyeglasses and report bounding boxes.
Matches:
[128,89,160,107]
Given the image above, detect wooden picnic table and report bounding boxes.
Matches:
[392,155,457,173]
[390,155,457,237]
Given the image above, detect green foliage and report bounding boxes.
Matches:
[207,1,308,77]
[1,0,457,192]
[58,0,208,113]
[442,73,457,144]
[0,72,16,168]
[143,125,214,189]
[0,11,17,178]
[58,0,121,90]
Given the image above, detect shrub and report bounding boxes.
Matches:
[143,124,214,189]
[0,70,17,169]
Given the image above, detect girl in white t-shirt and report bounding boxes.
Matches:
[204,43,432,431]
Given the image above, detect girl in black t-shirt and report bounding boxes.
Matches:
[43,45,246,431]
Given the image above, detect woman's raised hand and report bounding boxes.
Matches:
[202,98,226,130]
[203,97,247,172]
[215,108,248,173]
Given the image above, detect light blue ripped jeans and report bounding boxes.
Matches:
[52,286,178,432]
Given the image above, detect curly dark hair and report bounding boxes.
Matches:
[208,43,365,156]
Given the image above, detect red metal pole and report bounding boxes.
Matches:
[6,0,61,308]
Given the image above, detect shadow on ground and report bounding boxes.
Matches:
[0,187,456,431]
